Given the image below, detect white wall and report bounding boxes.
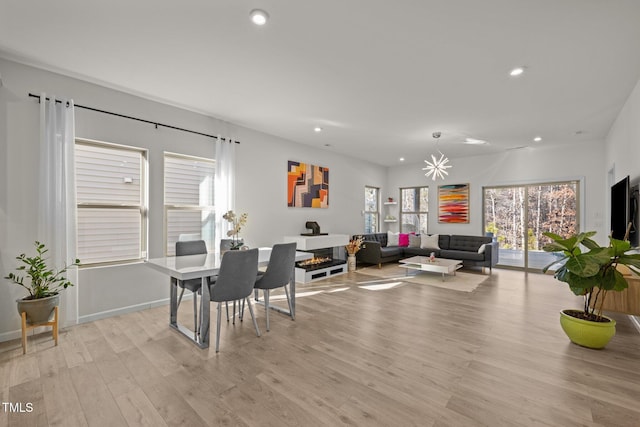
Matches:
[605,78,640,253]
[0,57,387,341]
[387,140,607,241]
[606,78,640,185]
[605,76,640,328]
[233,127,387,246]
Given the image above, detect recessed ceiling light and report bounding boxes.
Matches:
[509,67,525,77]
[399,157,405,162]
[464,138,487,145]
[250,9,269,26]
[533,136,542,142]
[314,127,323,133]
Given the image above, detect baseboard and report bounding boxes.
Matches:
[78,297,171,324]
[1,323,62,343]
[0,329,25,343]
[0,297,174,343]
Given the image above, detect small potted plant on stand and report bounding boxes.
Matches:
[5,241,80,326]
[345,236,365,272]
[542,230,640,349]
[223,210,248,250]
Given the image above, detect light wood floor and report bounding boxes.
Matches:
[2,268,640,427]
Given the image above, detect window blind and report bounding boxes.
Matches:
[164,153,215,255]
[76,144,141,205]
[75,141,146,264]
[165,155,214,206]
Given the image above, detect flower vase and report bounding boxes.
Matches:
[230,238,243,250]
[347,254,356,272]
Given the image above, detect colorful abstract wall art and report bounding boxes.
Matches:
[287,161,329,208]
[438,184,469,223]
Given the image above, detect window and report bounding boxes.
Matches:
[483,181,579,271]
[364,186,379,233]
[400,187,429,233]
[76,139,147,265]
[164,153,215,256]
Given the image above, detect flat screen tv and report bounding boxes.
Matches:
[610,176,630,240]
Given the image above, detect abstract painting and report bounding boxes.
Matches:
[287,161,329,208]
[438,184,469,223]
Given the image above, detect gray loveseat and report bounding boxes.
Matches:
[355,233,498,273]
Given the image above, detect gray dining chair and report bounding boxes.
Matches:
[219,238,248,322]
[209,248,261,352]
[175,240,209,336]
[254,242,297,331]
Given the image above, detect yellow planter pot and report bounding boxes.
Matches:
[559,309,616,349]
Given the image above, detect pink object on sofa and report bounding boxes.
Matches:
[399,233,410,247]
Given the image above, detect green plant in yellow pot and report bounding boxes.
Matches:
[542,230,640,349]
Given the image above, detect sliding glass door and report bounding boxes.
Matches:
[483,181,579,271]
[484,186,526,268]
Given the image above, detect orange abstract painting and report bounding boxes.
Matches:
[438,184,469,223]
[287,160,329,208]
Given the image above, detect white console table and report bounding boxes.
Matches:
[283,234,350,283]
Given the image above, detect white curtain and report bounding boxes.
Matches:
[39,93,79,327]
[214,136,236,251]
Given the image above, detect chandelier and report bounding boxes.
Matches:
[422,132,452,180]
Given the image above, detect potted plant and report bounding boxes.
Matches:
[222,210,248,250]
[5,241,80,324]
[542,230,640,348]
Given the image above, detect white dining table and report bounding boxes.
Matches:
[146,247,312,349]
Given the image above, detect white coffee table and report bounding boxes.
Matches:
[398,256,463,281]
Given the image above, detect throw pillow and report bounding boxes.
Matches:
[409,234,421,248]
[399,233,409,247]
[387,231,399,247]
[478,243,486,254]
[420,234,440,249]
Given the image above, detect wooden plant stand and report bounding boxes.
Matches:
[21,306,58,354]
[589,265,640,316]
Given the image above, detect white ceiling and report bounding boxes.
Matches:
[2,0,640,166]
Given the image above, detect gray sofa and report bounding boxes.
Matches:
[355,233,498,272]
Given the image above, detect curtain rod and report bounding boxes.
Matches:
[28,93,240,144]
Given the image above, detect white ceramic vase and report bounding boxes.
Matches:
[347,254,356,272]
